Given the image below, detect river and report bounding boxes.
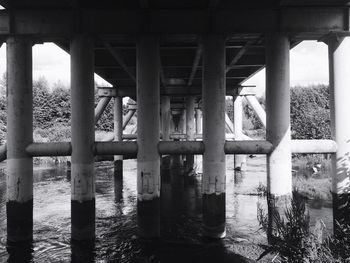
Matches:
[0,155,333,262]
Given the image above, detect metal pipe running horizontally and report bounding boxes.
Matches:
[158,141,204,155]
[224,140,273,154]
[291,139,337,154]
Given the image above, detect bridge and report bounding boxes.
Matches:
[0,0,348,243]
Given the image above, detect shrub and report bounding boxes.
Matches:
[291,85,331,140]
[257,191,350,262]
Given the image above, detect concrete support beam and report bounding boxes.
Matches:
[136,36,160,238]
[0,144,6,162]
[185,96,195,173]
[1,8,348,38]
[161,96,171,141]
[233,95,247,171]
[245,95,266,128]
[265,33,292,200]
[70,35,95,241]
[114,96,123,200]
[94,97,111,124]
[6,36,33,243]
[327,34,350,230]
[195,109,202,135]
[202,35,226,238]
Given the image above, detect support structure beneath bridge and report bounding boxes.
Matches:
[1,0,350,246]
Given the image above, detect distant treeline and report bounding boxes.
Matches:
[0,76,128,143]
[0,77,331,143]
[226,84,331,140]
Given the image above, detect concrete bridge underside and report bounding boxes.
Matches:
[1,0,350,243]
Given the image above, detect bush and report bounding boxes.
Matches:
[258,191,350,262]
[291,85,331,140]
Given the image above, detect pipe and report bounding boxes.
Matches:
[26,142,72,156]
[158,141,204,155]
[291,139,337,154]
[94,141,138,156]
[224,140,273,154]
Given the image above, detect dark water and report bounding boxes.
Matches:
[0,156,333,262]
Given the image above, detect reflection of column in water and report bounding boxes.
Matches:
[160,170,172,220]
[7,242,33,263]
[170,168,185,217]
[234,170,244,185]
[71,240,95,263]
[183,175,200,217]
[66,161,71,181]
[114,169,123,203]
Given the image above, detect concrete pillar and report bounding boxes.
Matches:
[202,35,226,238]
[195,108,202,135]
[136,36,160,238]
[114,96,123,201]
[233,95,247,171]
[6,36,33,243]
[327,35,350,230]
[265,33,292,201]
[161,96,171,141]
[71,36,95,241]
[161,96,171,170]
[185,96,195,173]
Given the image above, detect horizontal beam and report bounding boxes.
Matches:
[95,141,138,155]
[0,139,337,160]
[26,142,72,156]
[224,140,273,154]
[116,85,243,97]
[291,139,337,154]
[1,8,347,38]
[158,141,205,154]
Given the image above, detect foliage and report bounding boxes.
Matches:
[257,191,350,262]
[291,85,331,140]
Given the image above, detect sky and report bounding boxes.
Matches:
[0,40,329,94]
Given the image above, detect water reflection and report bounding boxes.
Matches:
[0,156,335,262]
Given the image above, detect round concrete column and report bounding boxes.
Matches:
[265,33,292,201]
[114,96,123,201]
[161,96,171,141]
[327,35,350,231]
[161,96,171,170]
[185,96,195,173]
[195,108,202,135]
[71,35,95,241]
[233,95,246,171]
[136,36,161,238]
[202,35,226,238]
[6,36,33,243]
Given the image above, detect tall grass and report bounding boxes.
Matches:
[257,191,350,262]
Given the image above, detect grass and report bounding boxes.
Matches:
[257,191,350,263]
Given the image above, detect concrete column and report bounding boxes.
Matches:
[114,96,123,201]
[161,96,171,170]
[233,95,246,171]
[6,36,33,243]
[137,36,160,238]
[185,96,195,173]
[71,36,95,241]
[161,96,171,141]
[327,35,350,230]
[265,33,292,201]
[195,108,202,135]
[202,35,226,238]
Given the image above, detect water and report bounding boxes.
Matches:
[0,156,333,262]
